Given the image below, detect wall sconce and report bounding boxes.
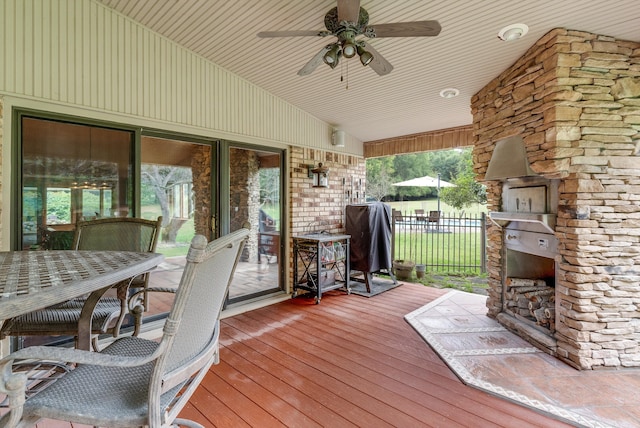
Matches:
[332,129,346,147]
[307,164,315,178]
[311,163,329,188]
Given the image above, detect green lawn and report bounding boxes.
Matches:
[391,200,487,275]
[394,230,484,275]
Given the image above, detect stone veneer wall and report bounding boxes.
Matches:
[229,148,261,262]
[289,146,366,283]
[191,144,212,238]
[472,29,640,369]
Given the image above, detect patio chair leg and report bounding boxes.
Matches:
[173,417,205,427]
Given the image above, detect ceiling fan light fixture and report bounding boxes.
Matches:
[498,23,528,41]
[439,88,460,99]
[259,4,443,77]
[359,51,373,66]
[357,45,373,66]
[323,43,341,65]
[342,41,356,58]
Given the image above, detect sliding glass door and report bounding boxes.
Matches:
[226,145,283,303]
[138,134,215,322]
[15,113,285,349]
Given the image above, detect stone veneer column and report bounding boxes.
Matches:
[229,148,260,262]
[191,145,212,237]
[472,29,640,369]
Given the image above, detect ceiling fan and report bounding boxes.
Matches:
[257,0,441,76]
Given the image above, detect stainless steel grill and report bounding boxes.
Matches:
[489,176,559,280]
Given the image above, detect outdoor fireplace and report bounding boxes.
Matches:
[488,170,561,354]
[472,29,640,370]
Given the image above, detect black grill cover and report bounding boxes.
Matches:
[345,203,392,272]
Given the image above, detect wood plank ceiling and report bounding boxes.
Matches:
[97,0,640,143]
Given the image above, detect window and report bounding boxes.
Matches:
[19,116,134,250]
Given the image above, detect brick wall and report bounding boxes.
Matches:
[290,147,366,235]
[472,28,640,369]
[289,147,366,285]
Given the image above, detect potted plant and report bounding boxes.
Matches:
[393,259,415,281]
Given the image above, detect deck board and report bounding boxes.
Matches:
[30,282,572,427]
[211,284,571,428]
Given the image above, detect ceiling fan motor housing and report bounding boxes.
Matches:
[324,6,369,33]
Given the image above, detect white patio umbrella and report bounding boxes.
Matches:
[392,175,456,188]
[392,174,456,212]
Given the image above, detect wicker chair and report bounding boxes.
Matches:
[0,216,162,350]
[0,228,249,428]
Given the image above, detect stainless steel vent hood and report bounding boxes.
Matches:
[485,136,538,180]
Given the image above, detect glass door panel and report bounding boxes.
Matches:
[17,116,134,348]
[140,135,214,322]
[227,147,283,302]
[20,117,134,251]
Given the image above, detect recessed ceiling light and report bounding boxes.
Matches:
[439,88,460,99]
[498,23,529,41]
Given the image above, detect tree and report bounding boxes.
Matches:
[439,149,486,210]
[367,167,393,201]
[392,153,432,199]
[366,157,395,200]
[45,190,71,223]
[141,165,192,243]
[426,150,463,182]
[366,148,486,208]
[440,173,487,211]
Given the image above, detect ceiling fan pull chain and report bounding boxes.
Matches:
[345,61,349,90]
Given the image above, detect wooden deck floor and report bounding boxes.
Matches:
[175,283,571,428]
[27,282,572,427]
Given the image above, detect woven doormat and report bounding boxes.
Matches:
[349,275,400,297]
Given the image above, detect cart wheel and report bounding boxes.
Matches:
[315,297,320,304]
[292,290,298,298]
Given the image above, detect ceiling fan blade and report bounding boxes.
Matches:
[297,45,332,76]
[337,0,361,23]
[368,20,441,37]
[362,42,393,76]
[258,30,325,38]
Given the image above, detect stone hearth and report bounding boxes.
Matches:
[472,28,640,369]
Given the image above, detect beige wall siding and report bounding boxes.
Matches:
[0,98,3,250]
[0,0,362,152]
